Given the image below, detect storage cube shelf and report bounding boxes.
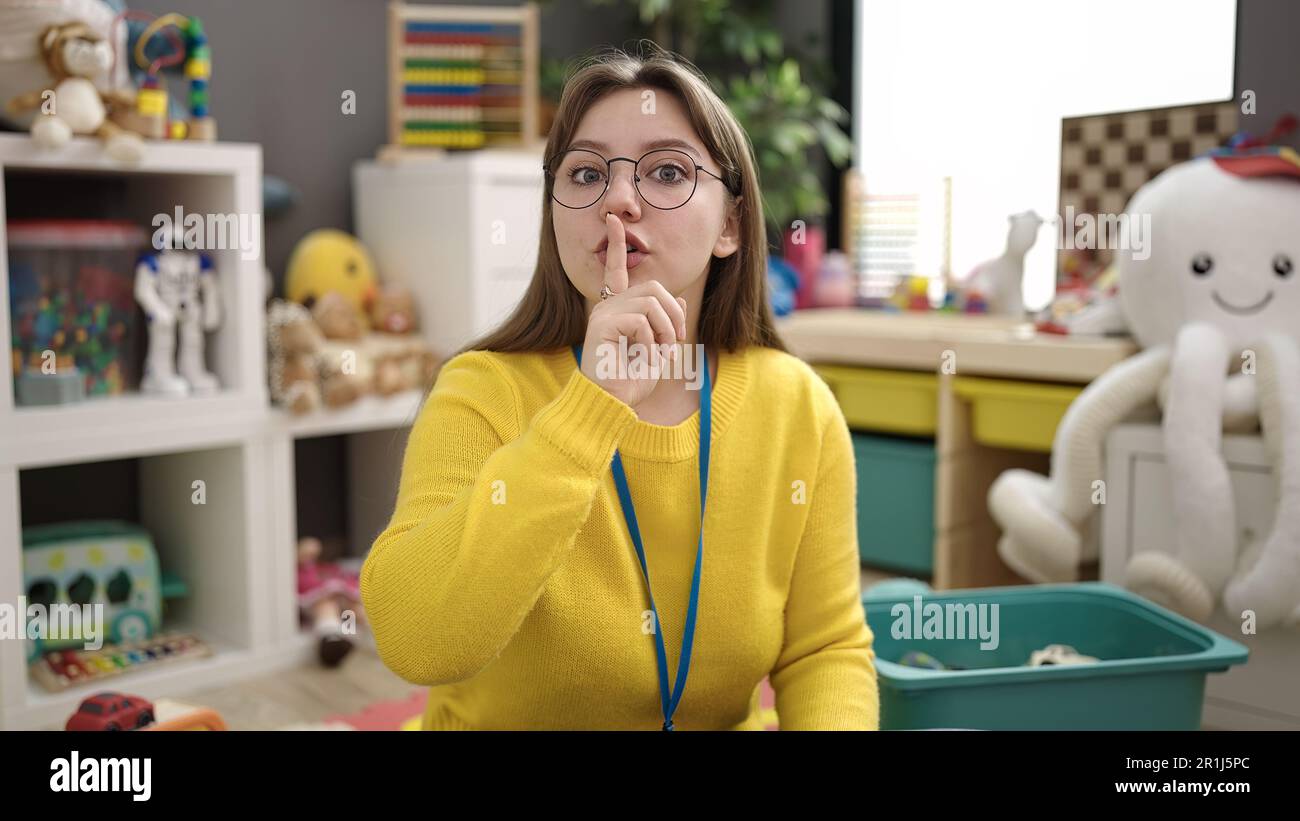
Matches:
[7,445,268,727]
[1,134,267,472]
[782,310,1131,590]
[0,134,417,729]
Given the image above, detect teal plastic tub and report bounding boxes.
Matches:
[863,583,1249,730]
[852,432,935,575]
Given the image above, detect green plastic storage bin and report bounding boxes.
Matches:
[853,432,935,575]
[863,582,1249,730]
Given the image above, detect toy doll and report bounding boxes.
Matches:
[297,537,365,667]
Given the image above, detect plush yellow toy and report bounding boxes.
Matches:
[285,230,379,323]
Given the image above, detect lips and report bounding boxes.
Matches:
[596,227,650,253]
[596,249,648,269]
[595,228,650,270]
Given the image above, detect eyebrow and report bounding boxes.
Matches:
[566,138,704,161]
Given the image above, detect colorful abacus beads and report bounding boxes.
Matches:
[399,19,526,149]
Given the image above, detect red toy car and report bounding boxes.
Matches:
[65,692,155,731]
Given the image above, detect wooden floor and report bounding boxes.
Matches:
[176,643,418,731]
[43,567,906,730]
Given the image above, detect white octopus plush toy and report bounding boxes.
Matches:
[989,151,1300,629]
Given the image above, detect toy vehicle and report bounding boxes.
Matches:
[65,692,155,731]
[22,520,188,663]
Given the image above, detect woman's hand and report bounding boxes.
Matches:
[580,213,688,408]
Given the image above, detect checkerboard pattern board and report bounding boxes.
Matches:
[1058,100,1238,267]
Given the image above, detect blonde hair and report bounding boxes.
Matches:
[460,43,786,356]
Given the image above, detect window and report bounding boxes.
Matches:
[67,573,96,606]
[26,579,57,609]
[853,0,1237,309]
[106,568,133,604]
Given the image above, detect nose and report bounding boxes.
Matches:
[600,158,642,221]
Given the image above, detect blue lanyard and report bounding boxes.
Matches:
[572,344,711,731]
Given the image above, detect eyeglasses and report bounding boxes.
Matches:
[543,148,735,211]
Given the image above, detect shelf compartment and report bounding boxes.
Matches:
[0,133,266,423]
[270,428,408,646]
[6,442,268,725]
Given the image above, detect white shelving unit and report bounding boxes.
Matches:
[0,134,414,729]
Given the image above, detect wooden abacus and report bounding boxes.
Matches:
[384,2,540,156]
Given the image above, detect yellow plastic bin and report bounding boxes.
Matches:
[813,365,938,436]
[952,377,1082,452]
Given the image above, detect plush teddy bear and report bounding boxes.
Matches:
[5,21,144,163]
[266,299,324,415]
[369,285,419,335]
[363,285,441,395]
[988,150,1300,628]
[310,291,371,408]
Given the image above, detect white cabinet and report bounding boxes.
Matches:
[1102,422,1300,729]
[352,149,545,356]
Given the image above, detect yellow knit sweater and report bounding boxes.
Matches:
[360,344,879,730]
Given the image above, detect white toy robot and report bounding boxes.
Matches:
[134,231,222,396]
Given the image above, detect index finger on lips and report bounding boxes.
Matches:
[604,212,629,296]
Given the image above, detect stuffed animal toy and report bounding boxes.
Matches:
[266,299,324,415]
[368,285,419,335]
[5,21,144,162]
[285,230,378,323]
[311,290,364,341]
[0,0,130,133]
[364,285,441,395]
[988,151,1300,628]
[310,291,370,408]
[296,537,364,668]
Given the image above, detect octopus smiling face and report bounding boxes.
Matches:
[1117,157,1300,352]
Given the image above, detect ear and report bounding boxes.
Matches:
[41,25,62,55]
[712,195,743,258]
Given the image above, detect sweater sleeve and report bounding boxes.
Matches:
[769,397,880,730]
[360,352,638,686]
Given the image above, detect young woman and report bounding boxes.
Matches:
[360,46,879,730]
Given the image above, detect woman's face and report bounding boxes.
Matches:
[551,87,741,304]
